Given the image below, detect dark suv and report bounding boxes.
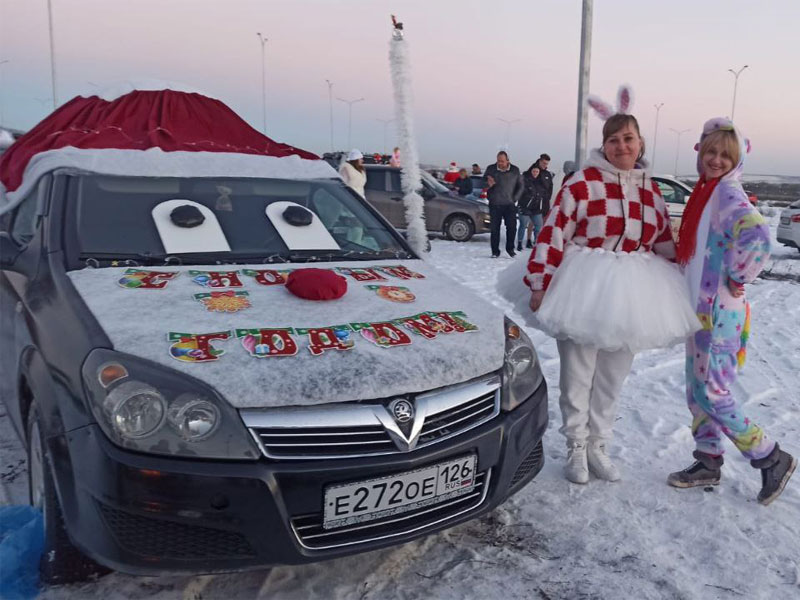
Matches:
[363,165,491,242]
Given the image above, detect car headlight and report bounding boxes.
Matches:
[82,349,259,460]
[501,317,544,411]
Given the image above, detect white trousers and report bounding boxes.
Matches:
[556,339,635,446]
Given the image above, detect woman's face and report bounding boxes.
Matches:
[356,158,364,167]
[530,167,540,178]
[603,123,642,171]
[701,142,735,179]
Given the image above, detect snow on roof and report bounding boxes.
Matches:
[0,89,333,213]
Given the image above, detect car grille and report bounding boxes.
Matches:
[242,375,500,460]
[510,441,544,487]
[97,503,255,559]
[290,470,490,549]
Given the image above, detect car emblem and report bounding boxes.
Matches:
[389,398,415,424]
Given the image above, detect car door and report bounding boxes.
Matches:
[0,179,48,436]
[363,169,401,227]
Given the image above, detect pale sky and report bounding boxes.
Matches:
[1,0,798,175]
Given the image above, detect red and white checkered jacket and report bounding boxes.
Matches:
[525,154,676,292]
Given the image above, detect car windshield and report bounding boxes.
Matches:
[68,175,412,267]
[420,171,450,194]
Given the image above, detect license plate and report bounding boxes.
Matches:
[323,455,477,530]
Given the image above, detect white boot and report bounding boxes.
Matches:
[565,441,589,484]
[587,441,621,482]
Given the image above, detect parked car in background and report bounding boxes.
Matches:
[777,199,800,251]
[651,175,692,238]
[364,165,491,242]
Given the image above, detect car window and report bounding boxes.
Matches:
[419,171,449,194]
[389,171,403,193]
[655,180,687,205]
[70,175,407,264]
[365,170,386,191]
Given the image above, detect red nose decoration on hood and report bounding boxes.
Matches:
[285,269,348,301]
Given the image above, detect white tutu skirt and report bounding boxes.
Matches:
[497,245,701,353]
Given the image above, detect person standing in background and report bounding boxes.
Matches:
[453,168,474,196]
[484,151,523,258]
[471,163,483,175]
[389,147,401,167]
[443,162,460,184]
[533,153,554,211]
[339,149,367,198]
[518,164,547,250]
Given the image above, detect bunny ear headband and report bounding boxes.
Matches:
[587,84,634,121]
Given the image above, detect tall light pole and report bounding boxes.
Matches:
[651,102,664,171]
[0,60,8,125]
[376,118,395,155]
[574,0,593,167]
[256,32,268,134]
[325,79,334,151]
[337,96,364,150]
[670,127,691,177]
[47,0,58,109]
[727,64,748,121]
[496,117,521,150]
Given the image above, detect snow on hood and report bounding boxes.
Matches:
[694,117,749,183]
[67,260,506,408]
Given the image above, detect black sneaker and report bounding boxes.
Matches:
[526,239,533,249]
[507,250,516,258]
[667,451,723,488]
[516,241,522,252]
[751,444,797,506]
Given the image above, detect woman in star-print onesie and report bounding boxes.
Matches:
[668,117,796,505]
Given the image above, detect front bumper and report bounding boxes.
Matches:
[475,213,492,233]
[50,380,547,575]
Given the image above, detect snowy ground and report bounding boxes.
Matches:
[1,223,798,600]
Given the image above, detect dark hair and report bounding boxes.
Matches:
[497,151,509,159]
[347,159,364,173]
[602,114,645,161]
[472,163,480,168]
[525,162,541,176]
[539,153,551,161]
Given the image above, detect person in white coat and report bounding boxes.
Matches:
[339,149,367,198]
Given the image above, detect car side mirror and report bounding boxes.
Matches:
[0,232,23,271]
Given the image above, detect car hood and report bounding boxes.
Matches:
[67,260,505,408]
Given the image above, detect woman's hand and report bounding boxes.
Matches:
[529,290,545,312]
[727,277,745,298]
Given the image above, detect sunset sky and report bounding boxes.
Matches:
[1,0,798,175]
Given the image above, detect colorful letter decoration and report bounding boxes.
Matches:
[237,328,298,357]
[377,265,426,280]
[294,325,355,355]
[168,331,231,363]
[242,269,289,286]
[351,321,412,348]
[336,267,387,282]
[189,270,244,288]
[365,285,416,303]
[118,269,179,289]
[194,291,251,313]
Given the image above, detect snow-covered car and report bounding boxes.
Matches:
[776,199,800,251]
[0,90,548,583]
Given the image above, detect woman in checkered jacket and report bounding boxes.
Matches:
[522,113,700,485]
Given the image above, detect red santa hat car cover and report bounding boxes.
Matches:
[0,89,334,214]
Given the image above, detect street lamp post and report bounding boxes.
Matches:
[652,102,664,171]
[256,32,268,134]
[574,0,593,167]
[376,118,395,155]
[337,96,364,150]
[0,60,8,126]
[47,0,58,109]
[496,117,521,150]
[727,64,748,121]
[325,79,334,151]
[670,127,691,177]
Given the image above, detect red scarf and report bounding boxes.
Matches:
[675,175,719,266]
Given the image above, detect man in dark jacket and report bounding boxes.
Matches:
[484,151,523,257]
[533,153,554,216]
